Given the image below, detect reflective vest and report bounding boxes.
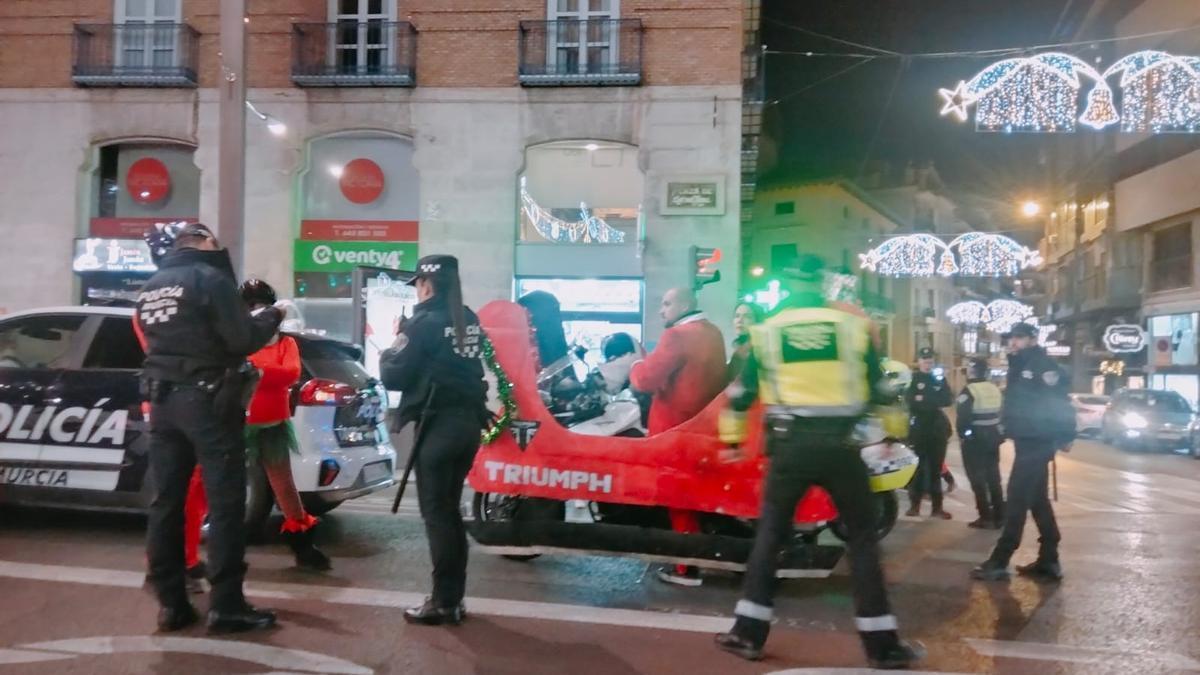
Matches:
[965,381,1002,426]
[750,306,871,417]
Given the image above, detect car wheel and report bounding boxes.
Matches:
[301,494,344,517]
[244,461,274,543]
[472,493,564,561]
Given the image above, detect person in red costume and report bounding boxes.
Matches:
[630,286,727,587]
[241,279,331,571]
[132,314,209,593]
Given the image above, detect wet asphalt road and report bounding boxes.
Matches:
[1,438,1199,674]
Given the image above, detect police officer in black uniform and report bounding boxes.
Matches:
[380,254,488,625]
[972,322,1075,581]
[905,347,954,519]
[138,223,283,633]
[956,357,1006,529]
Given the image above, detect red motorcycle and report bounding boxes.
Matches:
[465,300,909,575]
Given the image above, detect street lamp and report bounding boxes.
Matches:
[245,100,286,137]
[1020,200,1041,218]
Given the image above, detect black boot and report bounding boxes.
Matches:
[282,528,332,572]
[990,502,1005,529]
[861,630,925,670]
[207,603,277,634]
[1016,559,1063,581]
[714,632,763,661]
[157,603,199,632]
[404,598,465,626]
[905,495,921,517]
[930,494,952,520]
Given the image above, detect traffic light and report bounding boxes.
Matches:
[691,246,722,290]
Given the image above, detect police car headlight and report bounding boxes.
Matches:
[1121,412,1149,430]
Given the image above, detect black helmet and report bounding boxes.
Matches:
[601,332,637,362]
[144,221,183,265]
[969,358,989,379]
[240,278,277,307]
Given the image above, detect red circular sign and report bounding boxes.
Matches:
[126,158,172,204]
[339,158,385,204]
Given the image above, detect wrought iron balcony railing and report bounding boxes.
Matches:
[518,19,643,86]
[73,23,199,87]
[292,21,416,87]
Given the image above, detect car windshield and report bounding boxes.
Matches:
[294,336,372,389]
[1129,391,1192,413]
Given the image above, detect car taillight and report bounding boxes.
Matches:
[298,379,358,407]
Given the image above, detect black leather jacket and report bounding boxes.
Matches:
[1002,346,1076,444]
[905,370,953,440]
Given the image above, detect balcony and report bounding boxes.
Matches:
[518,19,643,87]
[73,23,199,87]
[292,21,416,87]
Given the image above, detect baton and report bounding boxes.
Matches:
[1052,458,1058,502]
[392,384,437,514]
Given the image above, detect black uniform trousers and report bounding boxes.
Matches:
[908,431,949,503]
[988,437,1060,566]
[961,427,1004,520]
[414,406,483,607]
[147,386,249,612]
[733,418,893,646]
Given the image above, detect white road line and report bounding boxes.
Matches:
[966,637,1200,670]
[0,559,733,634]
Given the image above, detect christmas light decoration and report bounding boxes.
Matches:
[519,177,626,244]
[1103,50,1200,133]
[945,299,1035,334]
[940,49,1200,134]
[861,233,1040,277]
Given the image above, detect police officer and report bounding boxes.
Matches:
[957,358,1005,529]
[714,255,923,668]
[380,254,488,625]
[905,347,954,519]
[972,322,1075,581]
[138,223,283,633]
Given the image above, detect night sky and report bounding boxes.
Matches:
[760,0,1097,226]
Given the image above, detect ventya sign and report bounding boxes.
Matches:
[1103,324,1147,353]
[294,240,417,273]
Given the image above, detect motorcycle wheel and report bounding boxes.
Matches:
[472,493,564,561]
[828,491,899,543]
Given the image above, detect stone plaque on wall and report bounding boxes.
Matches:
[660,175,725,216]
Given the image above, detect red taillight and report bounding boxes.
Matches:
[298,379,358,407]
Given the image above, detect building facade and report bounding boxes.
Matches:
[0,0,745,353]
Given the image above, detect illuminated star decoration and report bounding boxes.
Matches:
[861,233,1040,277]
[1103,50,1200,133]
[519,177,626,244]
[938,80,971,121]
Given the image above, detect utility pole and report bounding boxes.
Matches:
[218,0,247,276]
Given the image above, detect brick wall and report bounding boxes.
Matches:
[0,0,739,88]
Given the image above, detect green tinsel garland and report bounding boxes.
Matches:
[481,333,518,444]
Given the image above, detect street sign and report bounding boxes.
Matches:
[1103,324,1147,353]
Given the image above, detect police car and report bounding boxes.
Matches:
[0,306,396,532]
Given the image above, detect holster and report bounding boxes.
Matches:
[140,377,171,404]
[213,362,261,416]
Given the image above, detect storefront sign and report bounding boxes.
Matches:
[1046,345,1072,357]
[126,158,171,204]
[660,175,725,216]
[294,240,417,273]
[339,158,385,204]
[89,217,197,238]
[300,219,418,242]
[73,238,156,273]
[1103,324,1147,353]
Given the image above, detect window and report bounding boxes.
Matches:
[1150,313,1198,367]
[329,0,396,73]
[115,0,182,68]
[1150,222,1192,292]
[770,243,798,275]
[548,0,619,75]
[774,201,795,216]
[83,317,144,370]
[0,315,88,370]
[515,277,641,371]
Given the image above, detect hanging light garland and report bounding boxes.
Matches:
[939,49,1200,133]
[519,177,626,244]
[860,233,1040,277]
[946,299,1035,334]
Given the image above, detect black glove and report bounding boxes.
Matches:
[257,305,285,330]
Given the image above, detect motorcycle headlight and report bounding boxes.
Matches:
[1121,412,1149,430]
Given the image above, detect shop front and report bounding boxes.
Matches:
[1146,311,1200,408]
[293,132,420,341]
[75,142,200,304]
[514,141,644,366]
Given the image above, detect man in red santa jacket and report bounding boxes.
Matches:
[630,286,727,587]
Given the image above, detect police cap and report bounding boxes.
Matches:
[917,347,936,359]
[407,254,460,286]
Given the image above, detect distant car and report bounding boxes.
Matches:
[1101,388,1196,452]
[1069,394,1110,436]
[0,306,396,533]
